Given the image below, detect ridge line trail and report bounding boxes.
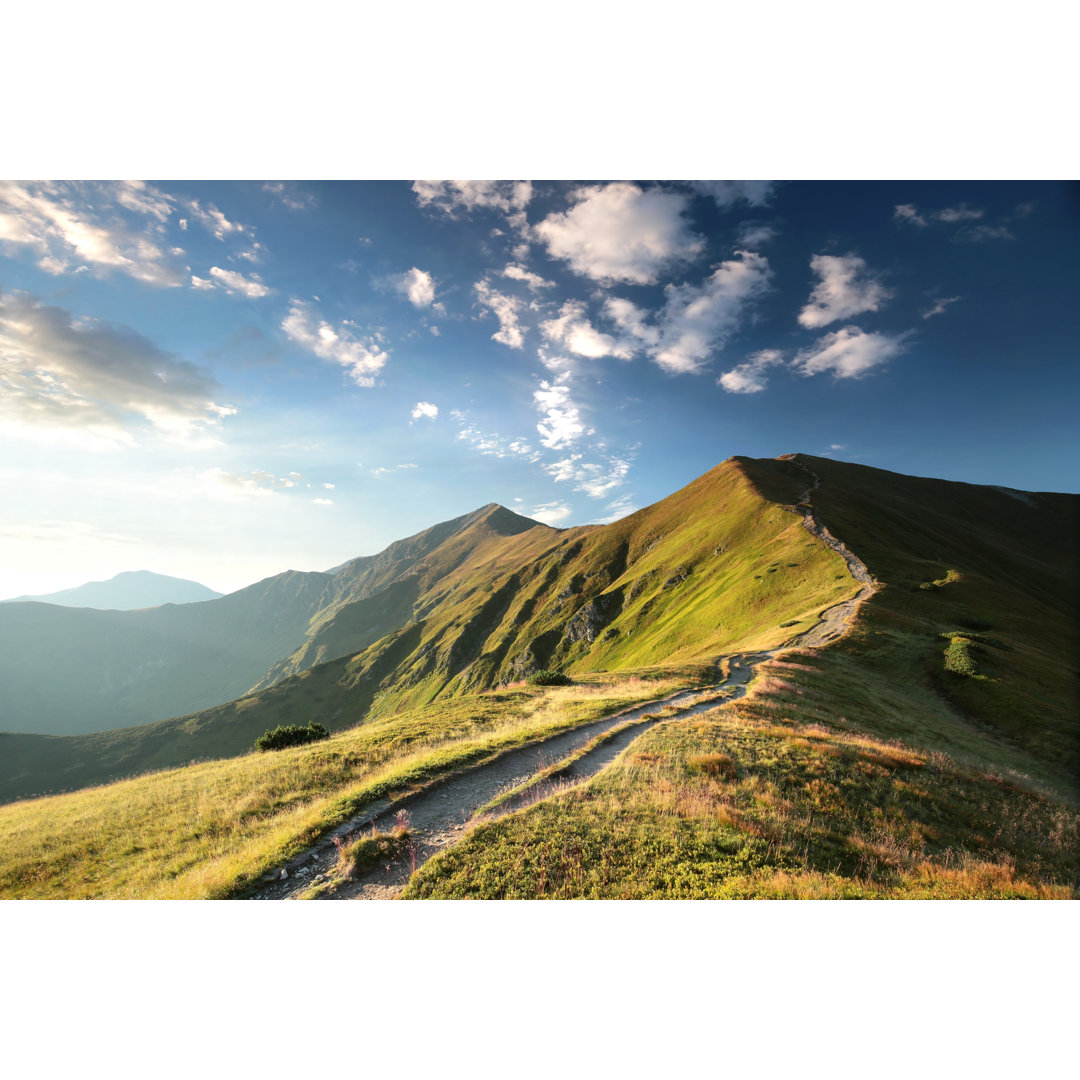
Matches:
[249,465,878,900]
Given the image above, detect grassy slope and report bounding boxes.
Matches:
[0,459,853,802]
[0,668,703,899]
[402,455,1080,898]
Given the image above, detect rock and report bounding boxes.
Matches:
[280,868,288,880]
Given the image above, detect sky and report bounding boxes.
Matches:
[1,179,1077,598]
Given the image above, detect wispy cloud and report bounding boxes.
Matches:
[798,254,891,329]
[207,266,271,298]
[281,301,389,387]
[534,381,591,450]
[0,291,234,445]
[607,251,772,374]
[184,198,249,241]
[263,182,317,212]
[474,278,527,349]
[688,181,776,208]
[534,182,705,285]
[717,348,786,394]
[922,296,962,319]
[736,221,778,247]
[500,264,555,291]
[794,326,910,379]
[952,224,1013,243]
[412,181,533,217]
[543,453,633,499]
[453,412,540,462]
[370,463,418,477]
[591,492,640,524]
[530,502,573,526]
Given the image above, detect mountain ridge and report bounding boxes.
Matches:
[2,570,224,610]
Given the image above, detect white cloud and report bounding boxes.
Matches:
[896,203,989,229]
[322,482,335,489]
[313,497,334,506]
[689,181,775,208]
[793,326,910,379]
[540,300,633,360]
[195,468,301,501]
[534,182,704,285]
[718,348,786,394]
[396,267,436,308]
[534,381,590,449]
[736,222,777,247]
[113,180,174,222]
[500,264,555,291]
[798,254,891,329]
[208,266,270,298]
[411,401,439,420]
[608,251,771,375]
[0,291,233,445]
[530,502,573,526]
[412,181,533,217]
[281,302,389,387]
[191,275,214,291]
[922,296,962,319]
[0,180,187,287]
[474,278,526,349]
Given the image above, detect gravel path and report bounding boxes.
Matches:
[246,461,876,900]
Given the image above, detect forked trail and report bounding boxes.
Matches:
[247,464,875,900]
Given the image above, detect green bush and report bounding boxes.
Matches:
[255,722,330,752]
[527,669,573,687]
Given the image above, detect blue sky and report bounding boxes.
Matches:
[1,179,1076,597]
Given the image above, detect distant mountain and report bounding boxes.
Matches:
[0,504,550,739]
[3,570,223,610]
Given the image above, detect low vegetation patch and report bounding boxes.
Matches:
[255,722,330,751]
[527,669,573,686]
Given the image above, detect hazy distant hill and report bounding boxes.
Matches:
[2,570,223,610]
[0,505,549,738]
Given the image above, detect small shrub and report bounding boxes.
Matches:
[254,722,330,752]
[527,669,573,686]
[779,620,799,628]
[688,753,737,781]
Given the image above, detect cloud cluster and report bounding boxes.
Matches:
[894,203,984,227]
[543,453,633,498]
[263,182,316,212]
[798,254,891,329]
[529,502,573,526]
[452,412,539,461]
[411,401,439,420]
[281,302,389,387]
[412,181,533,217]
[534,182,705,285]
[541,300,632,360]
[607,251,773,374]
[0,291,233,444]
[0,180,188,287]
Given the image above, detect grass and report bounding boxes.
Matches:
[0,666,704,899]
[403,666,1078,899]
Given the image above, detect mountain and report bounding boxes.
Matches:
[0,504,552,738]
[0,454,1075,808]
[2,570,223,609]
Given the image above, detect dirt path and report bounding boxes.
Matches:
[246,462,876,900]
